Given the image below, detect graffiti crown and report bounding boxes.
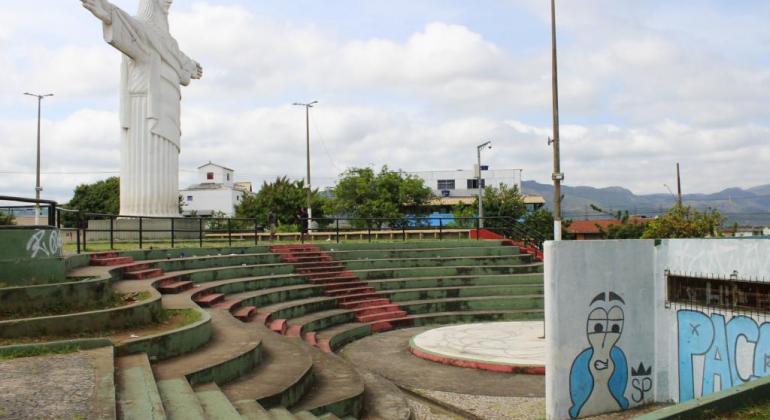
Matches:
[631,362,652,376]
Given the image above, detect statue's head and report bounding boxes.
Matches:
[138,0,171,31]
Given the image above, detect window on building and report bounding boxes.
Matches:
[207,172,214,180]
[467,179,486,189]
[667,272,770,312]
[227,173,231,181]
[437,179,455,190]
[187,196,193,202]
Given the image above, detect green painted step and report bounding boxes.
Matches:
[183,264,296,285]
[257,296,339,320]
[157,378,206,420]
[221,324,315,409]
[291,343,364,418]
[365,273,543,290]
[343,254,532,270]
[352,264,543,281]
[270,407,302,420]
[401,309,544,326]
[383,284,544,302]
[394,295,543,314]
[324,245,521,261]
[234,399,272,420]
[227,284,322,310]
[116,353,167,420]
[295,412,321,420]
[316,240,506,251]
[317,413,341,420]
[156,253,281,273]
[314,322,372,353]
[195,382,242,420]
[286,309,356,337]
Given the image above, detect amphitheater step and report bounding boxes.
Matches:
[356,310,408,323]
[233,400,272,420]
[296,412,322,420]
[353,303,402,317]
[323,286,375,297]
[314,323,372,353]
[158,280,195,294]
[317,414,341,420]
[339,299,391,309]
[195,382,243,420]
[285,309,355,338]
[116,353,167,420]
[291,343,364,418]
[270,407,303,420]
[256,296,339,324]
[125,268,164,280]
[153,308,261,386]
[194,292,226,307]
[233,305,258,322]
[91,256,135,266]
[157,378,206,420]
[221,323,315,409]
[321,282,369,292]
[125,262,153,272]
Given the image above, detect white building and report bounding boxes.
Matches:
[179,163,248,217]
[408,168,545,211]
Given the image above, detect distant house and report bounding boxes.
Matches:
[179,163,248,217]
[566,217,649,240]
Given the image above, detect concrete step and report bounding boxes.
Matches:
[295,411,321,420]
[116,353,167,420]
[91,256,134,266]
[335,292,379,303]
[353,303,402,317]
[368,308,545,330]
[91,251,119,259]
[233,400,272,420]
[125,268,164,280]
[363,273,544,291]
[193,293,226,307]
[307,274,358,285]
[153,309,261,387]
[285,309,355,338]
[317,414,341,420]
[320,282,369,292]
[125,262,153,272]
[195,382,242,420]
[221,324,314,409]
[356,310,408,323]
[157,378,206,420]
[314,323,372,353]
[256,296,339,325]
[233,305,258,321]
[291,343,364,418]
[339,298,391,310]
[158,280,195,294]
[270,407,301,420]
[323,286,375,297]
[225,285,322,315]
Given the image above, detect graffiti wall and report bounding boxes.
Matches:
[545,240,656,419]
[0,227,66,286]
[546,238,770,420]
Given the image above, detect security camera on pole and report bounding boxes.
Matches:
[24,92,54,226]
[476,140,492,228]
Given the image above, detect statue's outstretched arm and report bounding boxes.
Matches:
[80,0,114,25]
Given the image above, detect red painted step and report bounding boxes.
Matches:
[356,310,408,323]
[124,263,152,272]
[232,306,257,322]
[193,293,225,307]
[158,280,194,294]
[324,287,376,297]
[124,268,164,280]
[335,292,380,303]
[339,298,391,309]
[321,282,370,292]
[354,303,402,317]
[90,256,134,266]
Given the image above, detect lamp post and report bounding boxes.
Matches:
[24,92,54,225]
[293,101,318,230]
[549,0,564,241]
[477,141,492,228]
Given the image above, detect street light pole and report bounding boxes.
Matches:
[293,101,318,229]
[476,141,492,228]
[549,0,563,241]
[24,92,54,225]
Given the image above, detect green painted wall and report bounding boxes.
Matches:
[0,228,66,286]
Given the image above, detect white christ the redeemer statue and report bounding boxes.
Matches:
[81,0,202,217]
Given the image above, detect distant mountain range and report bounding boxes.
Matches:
[522,181,770,226]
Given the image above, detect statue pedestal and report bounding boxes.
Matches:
[87,218,201,242]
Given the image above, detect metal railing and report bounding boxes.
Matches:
[0,195,58,226]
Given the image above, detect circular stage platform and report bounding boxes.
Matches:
[408,321,545,375]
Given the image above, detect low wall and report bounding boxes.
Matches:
[0,227,66,286]
[545,239,770,420]
[87,218,201,241]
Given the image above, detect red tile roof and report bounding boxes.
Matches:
[566,217,649,234]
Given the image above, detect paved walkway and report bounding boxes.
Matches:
[0,347,114,420]
[410,321,545,372]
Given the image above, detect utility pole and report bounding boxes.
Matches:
[549,0,563,241]
[24,92,54,225]
[476,141,492,228]
[293,101,318,230]
[676,162,682,208]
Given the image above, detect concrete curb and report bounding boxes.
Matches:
[117,306,212,361]
[637,375,770,419]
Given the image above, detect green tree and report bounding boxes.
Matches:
[236,177,326,231]
[478,183,527,228]
[522,208,556,240]
[62,177,120,226]
[590,205,647,239]
[325,166,433,228]
[0,212,15,226]
[641,206,725,239]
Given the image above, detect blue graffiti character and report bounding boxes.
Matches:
[569,292,629,418]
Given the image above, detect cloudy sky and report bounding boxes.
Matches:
[1,0,769,203]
